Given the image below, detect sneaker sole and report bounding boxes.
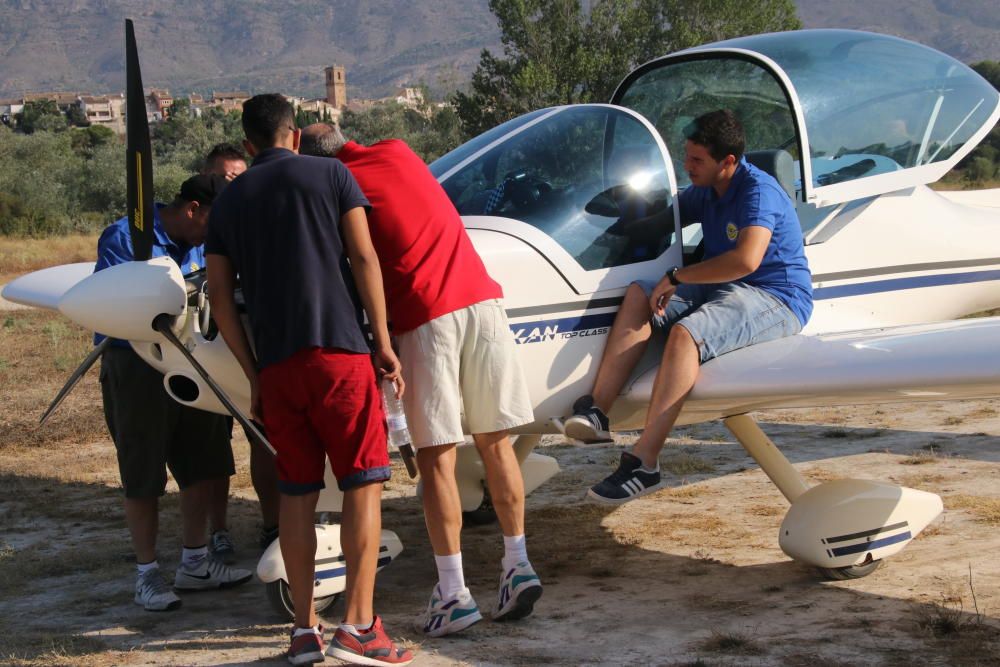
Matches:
[585,481,667,505]
[563,418,612,444]
[135,596,182,612]
[325,646,413,667]
[424,609,483,638]
[174,571,253,591]
[288,649,325,665]
[493,583,543,622]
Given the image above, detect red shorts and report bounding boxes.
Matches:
[258,347,389,495]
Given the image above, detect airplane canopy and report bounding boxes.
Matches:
[613,29,1000,206]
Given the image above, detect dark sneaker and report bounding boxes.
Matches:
[259,525,279,551]
[587,452,665,505]
[561,405,612,443]
[134,567,181,611]
[174,556,253,590]
[287,625,325,666]
[210,529,237,564]
[493,561,542,622]
[327,616,413,666]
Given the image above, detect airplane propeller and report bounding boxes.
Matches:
[40,20,274,456]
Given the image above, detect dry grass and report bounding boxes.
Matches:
[662,452,716,476]
[0,630,126,667]
[946,495,1000,525]
[666,483,707,499]
[803,467,843,483]
[901,447,946,465]
[696,628,765,655]
[0,310,106,450]
[0,233,98,284]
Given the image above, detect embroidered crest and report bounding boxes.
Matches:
[726,222,739,241]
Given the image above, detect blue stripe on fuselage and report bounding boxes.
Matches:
[815,270,1000,300]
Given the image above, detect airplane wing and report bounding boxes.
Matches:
[1,263,96,310]
[622,317,1000,422]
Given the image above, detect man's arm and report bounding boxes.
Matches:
[206,253,263,420]
[650,226,772,316]
[340,206,404,395]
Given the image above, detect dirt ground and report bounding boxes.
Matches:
[3,385,1000,666]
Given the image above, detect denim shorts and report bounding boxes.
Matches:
[634,280,802,364]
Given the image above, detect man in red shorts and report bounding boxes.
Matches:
[206,95,412,667]
[301,123,541,637]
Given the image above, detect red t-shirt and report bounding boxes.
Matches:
[337,140,502,334]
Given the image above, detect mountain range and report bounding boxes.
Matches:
[0,0,996,100]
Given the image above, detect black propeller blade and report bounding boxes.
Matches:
[125,18,154,262]
[152,314,275,455]
[39,337,111,425]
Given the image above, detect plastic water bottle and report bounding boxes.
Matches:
[381,377,418,478]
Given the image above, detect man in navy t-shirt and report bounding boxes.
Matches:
[556,109,813,505]
[205,94,412,666]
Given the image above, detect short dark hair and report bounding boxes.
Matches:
[684,110,745,162]
[177,173,227,206]
[203,143,246,171]
[241,94,295,149]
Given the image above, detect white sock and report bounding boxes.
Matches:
[136,560,158,576]
[181,545,208,570]
[640,463,659,473]
[435,552,466,598]
[340,620,373,635]
[293,625,321,637]
[502,534,528,571]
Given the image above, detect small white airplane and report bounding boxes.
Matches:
[6,28,1000,614]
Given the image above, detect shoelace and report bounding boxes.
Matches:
[142,570,173,596]
[213,532,234,551]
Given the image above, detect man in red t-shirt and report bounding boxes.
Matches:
[301,123,542,636]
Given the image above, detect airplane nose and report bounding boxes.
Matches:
[58,256,187,342]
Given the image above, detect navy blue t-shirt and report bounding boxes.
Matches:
[205,147,372,369]
[678,158,813,327]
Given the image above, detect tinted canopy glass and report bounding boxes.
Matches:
[431,106,676,271]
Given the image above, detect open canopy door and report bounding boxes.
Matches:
[431,104,683,294]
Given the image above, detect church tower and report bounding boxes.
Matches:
[325,65,347,109]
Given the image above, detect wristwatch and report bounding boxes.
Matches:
[667,266,683,286]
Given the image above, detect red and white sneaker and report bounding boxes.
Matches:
[326,616,413,666]
[287,625,325,666]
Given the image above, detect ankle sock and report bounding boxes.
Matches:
[136,560,159,576]
[292,625,321,638]
[340,619,373,635]
[435,552,466,598]
[181,544,208,570]
[502,534,528,571]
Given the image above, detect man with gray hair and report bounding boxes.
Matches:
[301,123,542,636]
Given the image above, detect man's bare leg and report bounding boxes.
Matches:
[250,439,280,529]
[124,496,158,564]
[416,444,462,556]
[472,431,524,537]
[631,324,701,468]
[279,490,320,630]
[180,479,211,548]
[340,481,382,626]
[207,477,229,534]
[590,283,656,413]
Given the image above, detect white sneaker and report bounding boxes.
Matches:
[174,557,253,591]
[493,561,542,621]
[417,584,482,637]
[135,568,181,611]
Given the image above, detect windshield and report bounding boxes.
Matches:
[435,106,675,271]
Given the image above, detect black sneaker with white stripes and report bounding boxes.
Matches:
[555,395,612,443]
[587,452,665,505]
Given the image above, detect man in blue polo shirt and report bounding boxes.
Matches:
[556,109,812,504]
[97,174,252,612]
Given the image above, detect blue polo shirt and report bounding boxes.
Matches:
[678,158,812,326]
[205,147,372,370]
[94,204,203,347]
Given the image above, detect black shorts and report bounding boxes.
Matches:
[99,346,234,498]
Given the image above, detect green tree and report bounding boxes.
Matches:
[66,104,89,127]
[454,0,799,137]
[15,99,68,134]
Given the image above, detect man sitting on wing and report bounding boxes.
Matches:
[556,109,813,504]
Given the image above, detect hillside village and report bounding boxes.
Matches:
[0,64,431,133]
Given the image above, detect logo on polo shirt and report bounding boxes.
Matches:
[190,262,200,271]
[726,222,738,241]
